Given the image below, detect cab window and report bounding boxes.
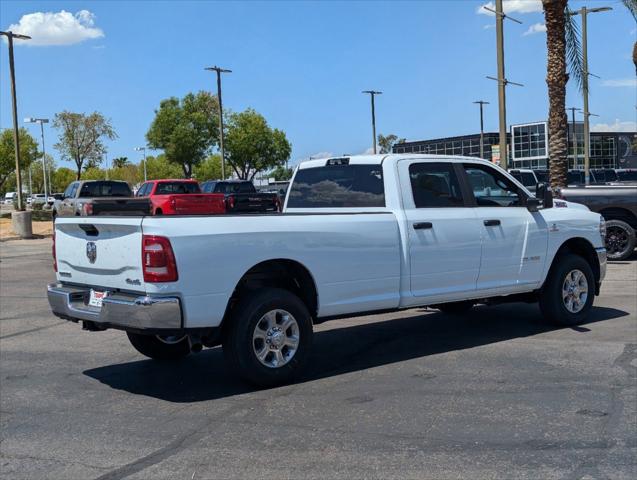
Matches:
[463,164,522,207]
[409,163,464,208]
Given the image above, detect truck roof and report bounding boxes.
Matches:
[297,153,496,170]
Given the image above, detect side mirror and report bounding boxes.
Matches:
[526,197,541,212]
[535,182,553,209]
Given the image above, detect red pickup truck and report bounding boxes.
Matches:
[136,179,225,215]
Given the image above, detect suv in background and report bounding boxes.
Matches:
[508,169,538,192]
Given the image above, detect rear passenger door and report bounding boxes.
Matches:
[399,160,482,299]
[461,162,548,290]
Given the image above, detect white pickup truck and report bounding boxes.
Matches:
[48,155,607,386]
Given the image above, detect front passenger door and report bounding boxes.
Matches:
[462,163,548,290]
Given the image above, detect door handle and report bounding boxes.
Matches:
[413,222,433,230]
[484,219,501,227]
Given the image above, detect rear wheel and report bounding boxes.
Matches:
[127,332,190,360]
[434,300,474,314]
[223,288,313,387]
[605,219,636,261]
[539,253,595,326]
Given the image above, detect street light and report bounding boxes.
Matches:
[24,118,50,199]
[362,90,382,154]
[134,147,147,181]
[473,101,490,159]
[205,66,232,180]
[568,6,612,184]
[1,30,31,211]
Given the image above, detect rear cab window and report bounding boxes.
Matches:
[287,163,385,208]
[155,182,200,195]
[79,181,132,198]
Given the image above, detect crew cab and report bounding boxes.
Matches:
[136,179,225,215]
[48,155,607,386]
[200,180,280,213]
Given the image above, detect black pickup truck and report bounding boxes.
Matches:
[559,185,637,260]
[200,180,280,213]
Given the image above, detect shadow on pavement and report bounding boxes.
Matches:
[83,303,628,402]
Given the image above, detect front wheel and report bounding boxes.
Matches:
[605,219,636,261]
[539,253,595,326]
[223,288,313,387]
[127,332,190,360]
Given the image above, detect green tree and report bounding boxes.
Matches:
[377,134,406,154]
[0,128,39,190]
[27,154,56,194]
[146,91,219,178]
[53,111,117,181]
[143,154,184,180]
[110,164,139,185]
[82,167,107,181]
[193,154,223,181]
[111,157,130,168]
[269,165,294,181]
[52,167,76,192]
[225,108,291,180]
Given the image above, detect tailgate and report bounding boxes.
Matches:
[171,194,225,214]
[55,217,146,292]
[231,193,279,212]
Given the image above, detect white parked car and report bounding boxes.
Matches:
[48,154,607,386]
[30,193,47,205]
[4,192,17,205]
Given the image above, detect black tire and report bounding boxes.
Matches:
[434,300,474,314]
[127,332,190,360]
[539,253,595,326]
[605,219,636,261]
[223,288,313,387]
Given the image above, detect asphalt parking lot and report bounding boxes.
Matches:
[1,238,636,480]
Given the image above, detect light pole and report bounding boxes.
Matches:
[1,30,31,211]
[473,101,490,159]
[568,6,612,184]
[483,0,523,170]
[134,147,147,181]
[205,66,232,180]
[362,90,382,154]
[24,118,50,199]
[566,107,581,169]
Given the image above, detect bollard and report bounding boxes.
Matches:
[11,210,33,239]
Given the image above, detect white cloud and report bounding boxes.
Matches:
[6,10,104,46]
[477,0,542,16]
[308,151,333,159]
[601,78,637,88]
[591,120,637,133]
[483,24,496,30]
[523,22,546,36]
[363,147,375,155]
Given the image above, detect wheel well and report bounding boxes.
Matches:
[599,208,637,229]
[552,237,600,287]
[228,259,318,320]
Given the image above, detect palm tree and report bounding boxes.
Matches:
[542,0,569,189]
[623,1,637,74]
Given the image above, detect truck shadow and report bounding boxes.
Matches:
[83,303,628,402]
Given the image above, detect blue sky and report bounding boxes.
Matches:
[1,0,635,171]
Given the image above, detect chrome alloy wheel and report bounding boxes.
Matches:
[562,269,588,314]
[156,334,187,345]
[252,309,300,368]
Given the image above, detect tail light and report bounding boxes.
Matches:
[82,203,93,216]
[142,235,178,282]
[225,195,235,210]
[52,230,57,272]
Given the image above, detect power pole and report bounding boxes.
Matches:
[568,6,612,184]
[1,31,31,210]
[484,0,523,170]
[567,107,581,168]
[205,66,232,179]
[362,90,382,154]
[473,101,490,159]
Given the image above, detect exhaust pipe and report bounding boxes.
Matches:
[188,335,203,353]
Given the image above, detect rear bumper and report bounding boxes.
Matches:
[47,283,182,331]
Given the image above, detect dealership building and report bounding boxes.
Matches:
[392,121,637,170]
